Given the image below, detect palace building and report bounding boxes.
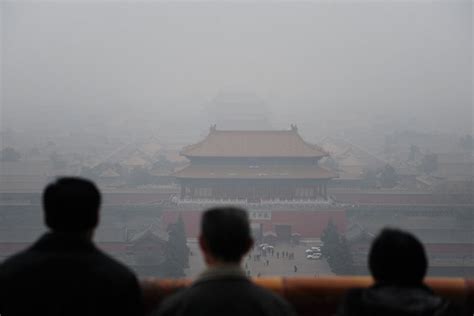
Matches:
[174,125,335,202]
[164,125,346,240]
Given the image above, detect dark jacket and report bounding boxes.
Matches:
[337,283,460,316]
[154,266,295,316]
[0,232,144,316]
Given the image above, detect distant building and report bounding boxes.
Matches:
[165,125,346,239]
[0,161,53,204]
[347,224,474,277]
[207,92,272,130]
[319,137,386,189]
[346,202,474,278]
[0,205,171,278]
[434,152,474,181]
[126,228,168,277]
[175,125,334,201]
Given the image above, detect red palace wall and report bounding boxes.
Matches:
[331,192,473,205]
[102,192,174,205]
[425,243,474,254]
[0,242,130,259]
[161,209,347,239]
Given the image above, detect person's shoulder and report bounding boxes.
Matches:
[336,287,367,316]
[155,280,295,316]
[92,249,137,280]
[249,282,283,300]
[342,287,366,302]
[0,248,35,277]
[153,288,188,316]
[248,282,296,315]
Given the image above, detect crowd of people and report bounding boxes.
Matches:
[242,243,297,277]
[0,177,466,316]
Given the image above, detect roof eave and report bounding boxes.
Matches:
[173,175,336,180]
[180,154,328,159]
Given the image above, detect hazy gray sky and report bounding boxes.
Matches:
[1,1,472,142]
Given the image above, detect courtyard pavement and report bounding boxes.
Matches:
[185,241,333,278]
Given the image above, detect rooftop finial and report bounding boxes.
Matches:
[210,124,217,133]
[290,124,298,131]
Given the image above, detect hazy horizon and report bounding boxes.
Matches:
[1,1,472,145]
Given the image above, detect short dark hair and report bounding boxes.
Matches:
[43,177,101,232]
[201,207,252,262]
[369,228,427,286]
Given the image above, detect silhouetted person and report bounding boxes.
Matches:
[337,228,459,316]
[154,207,295,316]
[0,177,144,316]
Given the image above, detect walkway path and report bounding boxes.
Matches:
[185,242,333,278]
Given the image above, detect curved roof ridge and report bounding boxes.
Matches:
[181,126,329,158]
[293,129,329,157]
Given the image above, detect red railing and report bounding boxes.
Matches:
[142,276,474,316]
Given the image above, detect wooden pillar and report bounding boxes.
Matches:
[323,183,327,199]
[190,184,195,199]
[180,182,185,199]
[210,183,215,199]
[219,180,226,199]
